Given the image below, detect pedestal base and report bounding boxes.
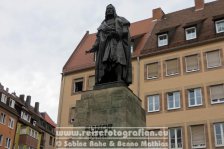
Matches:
[73,86,146,127]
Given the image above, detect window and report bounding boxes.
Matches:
[34,131,38,139]
[73,78,83,93]
[9,99,15,108]
[215,19,224,33]
[1,94,7,104]
[29,128,38,139]
[191,125,206,148]
[21,111,31,122]
[49,136,53,145]
[87,76,95,90]
[188,88,203,107]
[169,128,182,149]
[29,128,34,138]
[166,59,179,76]
[8,117,14,129]
[148,95,160,112]
[185,27,197,40]
[20,127,27,134]
[206,50,221,68]
[29,128,33,137]
[33,120,36,126]
[158,34,168,47]
[0,134,3,146]
[210,84,224,104]
[185,55,199,72]
[146,62,159,79]
[0,113,6,124]
[214,123,224,147]
[33,130,36,138]
[167,91,181,110]
[5,138,11,149]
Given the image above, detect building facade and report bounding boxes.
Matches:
[0,84,56,149]
[40,112,56,149]
[0,86,18,149]
[13,95,42,149]
[14,122,42,149]
[58,0,224,149]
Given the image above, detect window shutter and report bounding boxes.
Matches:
[191,125,206,148]
[88,76,95,90]
[210,85,224,100]
[206,50,221,68]
[166,59,179,75]
[147,63,159,78]
[186,55,199,71]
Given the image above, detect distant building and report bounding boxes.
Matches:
[40,112,56,149]
[14,95,42,149]
[58,0,224,148]
[0,84,18,149]
[0,83,56,149]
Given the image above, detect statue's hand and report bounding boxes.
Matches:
[85,49,91,54]
[110,30,118,35]
[111,31,120,39]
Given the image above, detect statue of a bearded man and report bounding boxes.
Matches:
[86,4,132,86]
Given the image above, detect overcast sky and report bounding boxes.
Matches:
[0,0,215,123]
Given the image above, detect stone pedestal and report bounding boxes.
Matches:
[73,85,146,127]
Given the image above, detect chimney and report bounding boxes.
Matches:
[153,8,164,21]
[0,83,3,90]
[34,102,39,113]
[195,0,204,11]
[6,88,9,92]
[25,95,31,106]
[19,94,25,102]
[12,92,16,96]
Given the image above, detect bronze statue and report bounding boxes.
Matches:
[86,4,132,86]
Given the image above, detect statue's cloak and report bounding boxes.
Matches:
[92,16,132,85]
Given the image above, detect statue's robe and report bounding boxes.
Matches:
[91,16,132,85]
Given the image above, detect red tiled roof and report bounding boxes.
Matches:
[63,18,155,74]
[131,18,155,56]
[41,112,56,127]
[142,0,224,55]
[63,32,96,73]
[130,18,154,37]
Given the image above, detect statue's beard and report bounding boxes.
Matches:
[106,13,114,20]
